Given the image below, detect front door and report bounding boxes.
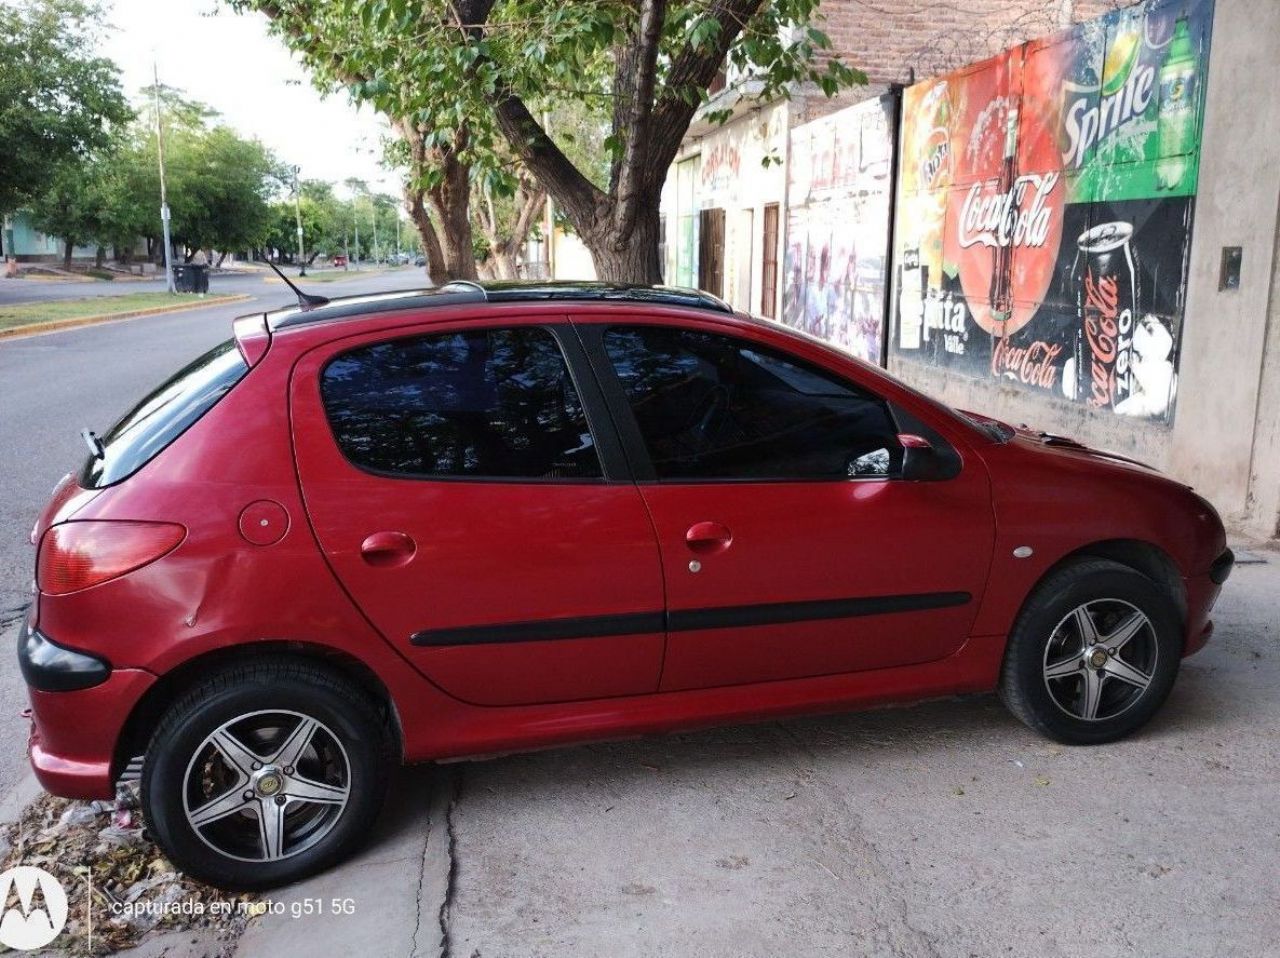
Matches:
[581,319,994,691]
[291,318,665,706]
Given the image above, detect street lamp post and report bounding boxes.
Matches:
[153,63,175,294]
[292,166,307,277]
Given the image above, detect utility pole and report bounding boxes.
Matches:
[292,165,307,276]
[372,205,379,266]
[153,63,175,294]
[395,213,401,261]
[353,207,360,270]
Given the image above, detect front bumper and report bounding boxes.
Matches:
[25,664,155,800]
[1183,548,1234,659]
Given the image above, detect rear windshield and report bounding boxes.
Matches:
[80,339,248,488]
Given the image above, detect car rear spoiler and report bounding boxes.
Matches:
[233,313,270,367]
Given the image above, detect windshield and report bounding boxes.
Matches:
[80,339,248,488]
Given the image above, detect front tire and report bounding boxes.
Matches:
[999,559,1183,745]
[142,658,393,890]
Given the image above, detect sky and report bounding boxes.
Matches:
[100,0,399,198]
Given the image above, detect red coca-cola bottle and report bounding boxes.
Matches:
[988,107,1019,329]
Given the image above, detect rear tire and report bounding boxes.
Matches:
[141,658,393,890]
[999,559,1182,745]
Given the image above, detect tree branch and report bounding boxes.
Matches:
[648,0,766,175]
[444,0,605,236]
[499,182,547,258]
[611,0,666,246]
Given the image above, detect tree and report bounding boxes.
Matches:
[473,163,545,279]
[237,0,859,283]
[0,0,131,252]
[29,159,111,267]
[111,87,283,261]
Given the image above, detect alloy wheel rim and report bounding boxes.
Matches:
[1042,599,1157,722]
[182,709,351,863]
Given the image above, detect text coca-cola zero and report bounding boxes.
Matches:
[1074,221,1139,408]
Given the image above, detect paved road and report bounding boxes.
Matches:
[0,266,410,306]
[0,269,424,806]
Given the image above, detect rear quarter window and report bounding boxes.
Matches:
[80,339,249,488]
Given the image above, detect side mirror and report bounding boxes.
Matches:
[898,433,954,481]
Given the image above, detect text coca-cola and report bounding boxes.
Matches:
[1074,222,1140,409]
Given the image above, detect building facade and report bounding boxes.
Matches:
[652,0,1280,539]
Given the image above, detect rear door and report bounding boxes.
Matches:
[577,317,995,692]
[291,317,666,706]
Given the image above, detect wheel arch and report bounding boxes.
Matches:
[113,641,405,784]
[1022,538,1188,631]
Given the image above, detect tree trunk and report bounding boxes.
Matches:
[216,250,228,267]
[405,186,449,285]
[582,202,663,285]
[480,249,518,280]
[395,118,475,284]
[95,246,106,268]
[63,239,73,270]
[427,151,477,281]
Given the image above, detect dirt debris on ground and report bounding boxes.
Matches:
[0,785,257,955]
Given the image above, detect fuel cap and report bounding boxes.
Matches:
[238,500,290,546]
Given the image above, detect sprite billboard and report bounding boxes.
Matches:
[892,0,1213,422]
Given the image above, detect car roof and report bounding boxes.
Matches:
[265,280,733,331]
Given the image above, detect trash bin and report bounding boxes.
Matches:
[172,263,209,293]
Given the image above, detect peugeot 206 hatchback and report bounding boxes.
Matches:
[21,281,1233,889]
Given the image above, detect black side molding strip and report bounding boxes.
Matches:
[412,611,665,647]
[667,591,972,633]
[410,591,971,647]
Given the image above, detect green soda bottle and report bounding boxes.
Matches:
[1155,14,1199,191]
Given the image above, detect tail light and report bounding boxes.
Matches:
[37,521,186,595]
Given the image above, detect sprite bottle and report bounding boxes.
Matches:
[1155,14,1199,191]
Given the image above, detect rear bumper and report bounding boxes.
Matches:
[26,666,155,800]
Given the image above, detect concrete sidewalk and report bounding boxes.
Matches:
[113,549,1280,957]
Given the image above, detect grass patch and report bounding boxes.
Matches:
[0,292,235,332]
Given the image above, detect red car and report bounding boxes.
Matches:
[22,282,1232,889]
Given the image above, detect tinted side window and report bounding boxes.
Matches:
[603,327,900,480]
[322,327,601,479]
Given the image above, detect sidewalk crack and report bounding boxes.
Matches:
[438,766,462,958]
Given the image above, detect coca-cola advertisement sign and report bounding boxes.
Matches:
[892,0,1213,421]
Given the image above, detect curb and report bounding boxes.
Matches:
[0,294,255,341]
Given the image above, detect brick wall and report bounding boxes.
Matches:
[795,0,1132,120]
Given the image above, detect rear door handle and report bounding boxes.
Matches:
[685,521,733,556]
[360,531,416,567]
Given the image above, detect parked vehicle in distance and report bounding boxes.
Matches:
[22,281,1232,889]
[331,254,347,268]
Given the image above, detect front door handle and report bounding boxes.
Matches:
[686,521,733,556]
[360,530,416,567]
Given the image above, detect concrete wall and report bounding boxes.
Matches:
[1169,0,1280,536]
[888,0,1280,537]
[548,224,596,281]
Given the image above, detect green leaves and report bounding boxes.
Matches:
[0,0,132,215]
[232,0,864,280]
